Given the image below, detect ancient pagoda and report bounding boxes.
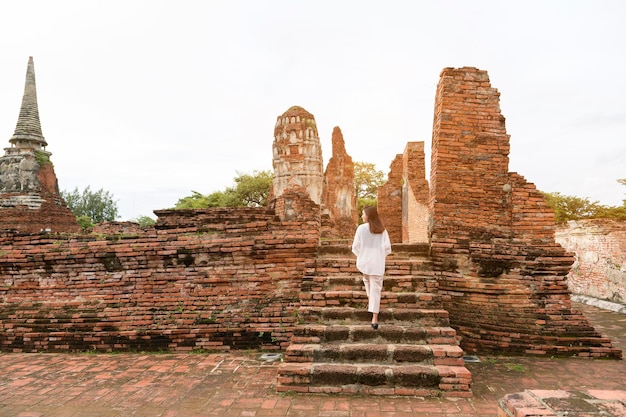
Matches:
[0,57,79,233]
[272,106,324,205]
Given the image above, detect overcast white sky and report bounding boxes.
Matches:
[1,1,624,220]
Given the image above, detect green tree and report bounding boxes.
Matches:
[174,170,272,209]
[175,190,231,209]
[75,215,94,230]
[232,170,273,207]
[594,205,626,220]
[541,191,626,222]
[132,215,156,228]
[61,186,119,225]
[354,162,386,220]
[354,162,386,200]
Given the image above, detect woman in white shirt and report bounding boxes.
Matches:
[351,206,392,329]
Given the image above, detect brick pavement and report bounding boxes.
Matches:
[0,302,624,417]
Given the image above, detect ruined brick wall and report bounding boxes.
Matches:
[429,67,620,357]
[377,143,429,244]
[402,142,429,243]
[555,219,626,304]
[321,127,357,239]
[0,193,320,353]
[377,155,403,243]
[0,200,79,234]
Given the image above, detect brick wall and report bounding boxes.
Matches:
[377,143,429,244]
[429,67,619,357]
[378,155,403,243]
[556,219,626,304]
[402,142,429,243]
[0,192,320,353]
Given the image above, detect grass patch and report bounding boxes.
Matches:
[503,362,526,372]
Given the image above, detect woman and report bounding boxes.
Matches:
[351,206,392,329]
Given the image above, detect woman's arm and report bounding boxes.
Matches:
[351,226,362,256]
[383,230,391,256]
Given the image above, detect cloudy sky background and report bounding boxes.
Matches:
[0,1,624,220]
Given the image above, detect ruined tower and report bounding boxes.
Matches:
[0,57,79,233]
[321,126,357,238]
[272,106,324,205]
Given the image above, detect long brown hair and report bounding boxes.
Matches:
[364,206,385,234]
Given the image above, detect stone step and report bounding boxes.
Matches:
[318,243,431,258]
[276,362,472,397]
[311,258,434,276]
[291,324,458,345]
[300,291,443,309]
[284,342,465,366]
[301,275,437,293]
[297,307,451,327]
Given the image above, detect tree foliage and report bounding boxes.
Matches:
[354,162,386,200]
[61,186,119,227]
[542,192,601,222]
[132,215,156,228]
[542,190,626,222]
[232,170,273,207]
[354,162,386,220]
[174,170,273,209]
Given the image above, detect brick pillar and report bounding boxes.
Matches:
[321,127,357,239]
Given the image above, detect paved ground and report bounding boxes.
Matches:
[0,302,624,417]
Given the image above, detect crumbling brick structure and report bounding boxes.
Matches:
[0,57,79,233]
[274,108,357,240]
[401,142,429,243]
[321,126,357,239]
[377,155,403,243]
[428,67,619,357]
[377,142,429,244]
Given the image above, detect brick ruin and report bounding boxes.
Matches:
[321,126,357,239]
[273,107,357,240]
[428,67,618,356]
[272,106,324,205]
[0,57,79,234]
[0,61,621,367]
[378,142,430,244]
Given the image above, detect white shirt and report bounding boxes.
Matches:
[351,223,392,276]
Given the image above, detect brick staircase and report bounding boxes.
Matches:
[277,243,472,397]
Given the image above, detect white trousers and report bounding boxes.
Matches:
[362,274,384,314]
